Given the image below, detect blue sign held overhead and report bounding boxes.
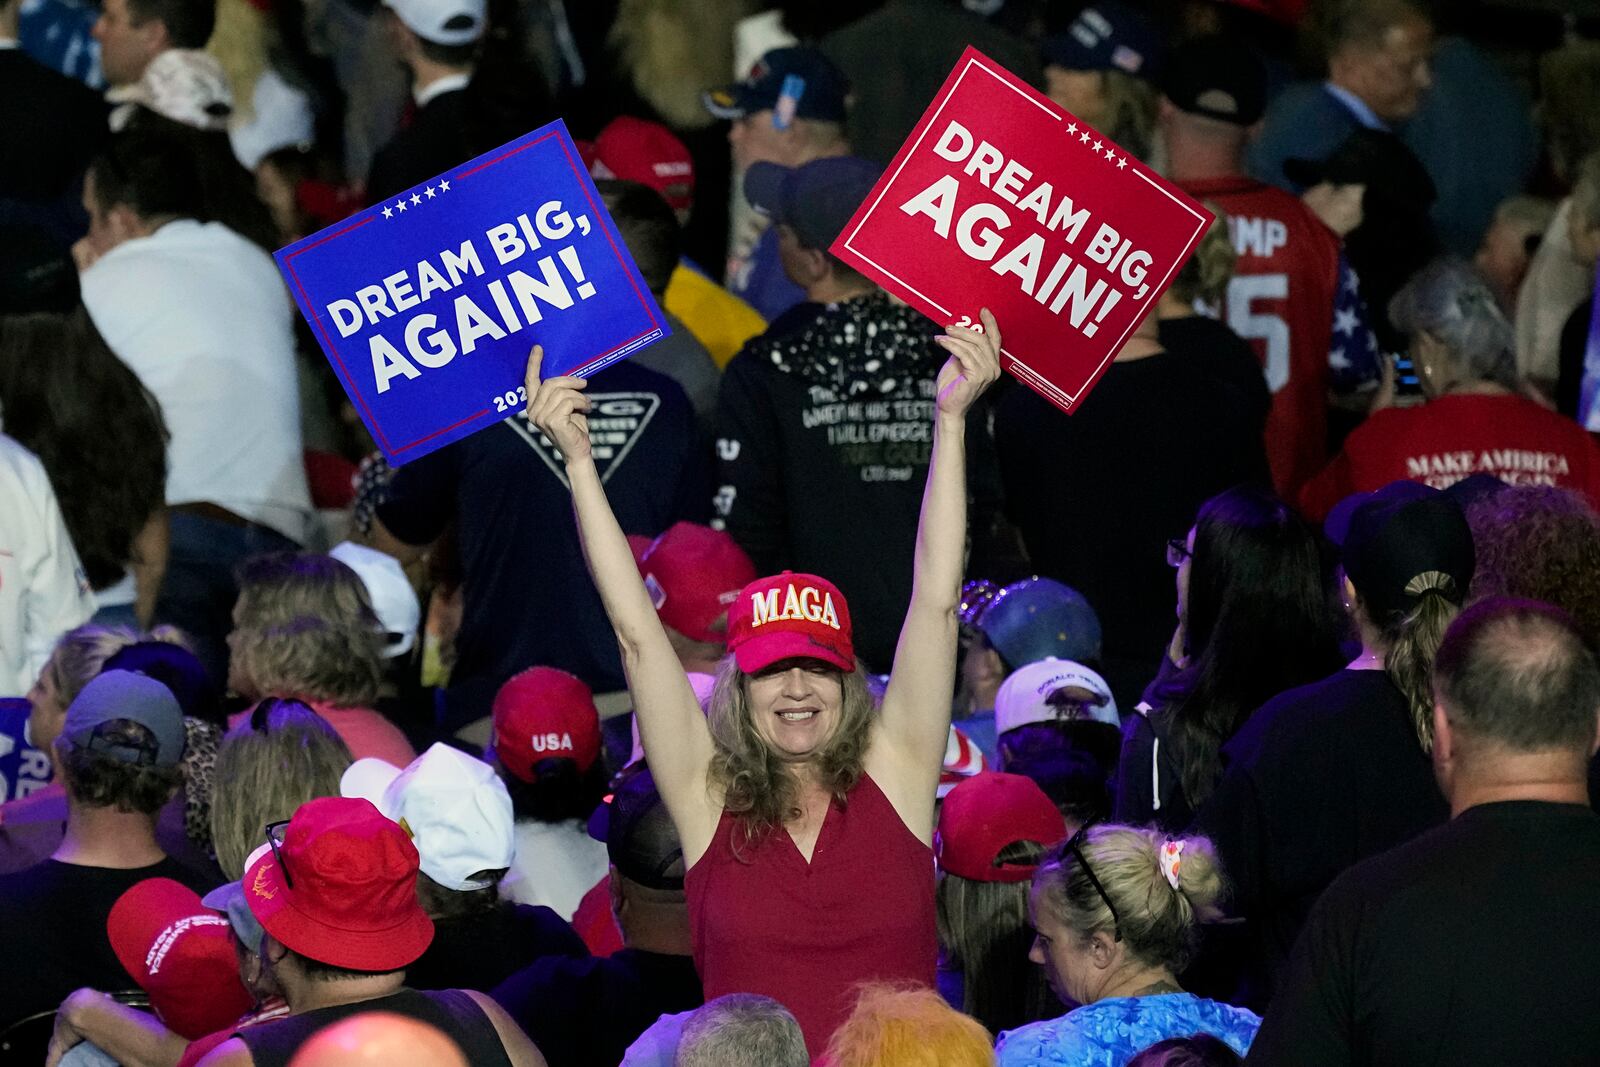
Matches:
[276,120,671,464]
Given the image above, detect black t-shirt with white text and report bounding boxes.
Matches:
[1249,801,1600,1066]
[377,360,705,733]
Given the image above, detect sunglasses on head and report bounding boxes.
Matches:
[1064,822,1122,941]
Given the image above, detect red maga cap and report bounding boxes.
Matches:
[491,667,603,781]
[641,522,757,645]
[936,772,1066,883]
[108,878,254,1039]
[725,572,854,674]
[243,796,434,972]
[588,116,695,215]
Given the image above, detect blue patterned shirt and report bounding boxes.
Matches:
[995,993,1261,1067]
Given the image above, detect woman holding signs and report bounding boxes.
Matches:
[524,310,1001,1056]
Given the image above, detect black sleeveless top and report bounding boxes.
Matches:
[235,988,513,1067]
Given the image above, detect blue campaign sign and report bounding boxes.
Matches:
[276,120,670,464]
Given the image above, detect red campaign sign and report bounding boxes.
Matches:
[831,47,1212,414]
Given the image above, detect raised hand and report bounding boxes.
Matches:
[524,345,593,465]
[934,308,1003,420]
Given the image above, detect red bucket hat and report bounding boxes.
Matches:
[640,522,757,645]
[244,796,434,972]
[491,667,603,782]
[725,572,854,674]
[108,878,255,1039]
[936,772,1067,883]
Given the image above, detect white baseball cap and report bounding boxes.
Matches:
[340,743,515,891]
[383,0,486,46]
[329,542,421,659]
[994,658,1119,736]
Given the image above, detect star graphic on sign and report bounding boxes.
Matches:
[396,199,407,213]
[410,192,422,205]
[1104,146,1116,160]
[425,185,436,198]
[1080,131,1092,144]
[1334,307,1359,336]
[439,180,451,192]
[1066,121,1078,135]
[1117,156,1127,169]
[1093,140,1103,152]
[382,205,393,219]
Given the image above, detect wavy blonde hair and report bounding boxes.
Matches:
[706,655,876,843]
[231,553,385,706]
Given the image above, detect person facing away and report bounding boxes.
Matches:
[1249,597,1600,1065]
[526,299,1001,1056]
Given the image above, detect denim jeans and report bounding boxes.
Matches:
[154,511,300,687]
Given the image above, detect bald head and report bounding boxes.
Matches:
[288,1013,469,1067]
[1434,598,1600,754]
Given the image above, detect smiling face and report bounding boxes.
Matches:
[744,658,845,762]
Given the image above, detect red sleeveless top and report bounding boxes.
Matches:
[685,773,938,1058]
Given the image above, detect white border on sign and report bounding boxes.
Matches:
[840,54,1210,408]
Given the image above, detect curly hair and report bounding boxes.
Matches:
[1032,825,1226,975]
[57,720,183,815]
[825,985,994,1067]
[1168,203,1237,310]
[1466,486,1600,650]
[705,656,876,844]
[0,309,167,592]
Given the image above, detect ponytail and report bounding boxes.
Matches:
[1382,572,1464,752]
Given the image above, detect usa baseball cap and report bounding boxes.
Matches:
[704,46,850,124]
[725,572,855,674]
[936,773,1067,883]
[743,156,882,251]
[490,667,603,782]
[61,670,185,767]
[640,522,757,645]
[383,0,485,45]
[994,658,1119,735]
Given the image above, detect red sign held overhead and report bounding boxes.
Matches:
[831,47,1212,414]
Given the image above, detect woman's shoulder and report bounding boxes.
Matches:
[995,1009,1107,1067]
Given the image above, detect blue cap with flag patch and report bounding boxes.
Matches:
[704,46,851,124]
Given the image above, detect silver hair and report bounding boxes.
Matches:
[674,995,809,1067]
[1388,258,1516,386]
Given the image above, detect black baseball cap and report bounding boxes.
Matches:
[1342,489,1475,625]
[1284,128,1435,209]
[743,156,882,251]
[588,765,684,891]
[703,47,850,124]
[1160,36,1267,126]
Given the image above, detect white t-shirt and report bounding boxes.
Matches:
[501,817,610,922]
[0,435,95,696]
[80,219,311,543]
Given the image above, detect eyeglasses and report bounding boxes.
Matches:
[1064,824,1122,942]
[265,820,294,890]
[1165,538,1193,568]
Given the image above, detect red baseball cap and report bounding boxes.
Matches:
[243,796,434,972]
[491,667,603,782]
[640,522,757,645]
[725,572,854,674]
[936,773,1067,883]
[587,116,695,215]
[108,879,255,1039]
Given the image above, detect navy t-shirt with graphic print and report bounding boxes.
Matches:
[377,360,706,734]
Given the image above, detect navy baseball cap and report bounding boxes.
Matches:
[61,670,186,767]
[704,46,850,124]
[1043,1,1163,78]
[743,156,882,251]
[976,577,1103,668]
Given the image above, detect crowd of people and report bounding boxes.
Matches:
[4,0,1600,1064]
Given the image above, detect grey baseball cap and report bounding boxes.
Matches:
[60,670,185,767]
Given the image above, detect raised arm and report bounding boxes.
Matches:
[524,348,721,863]
[871,310,1001,832]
